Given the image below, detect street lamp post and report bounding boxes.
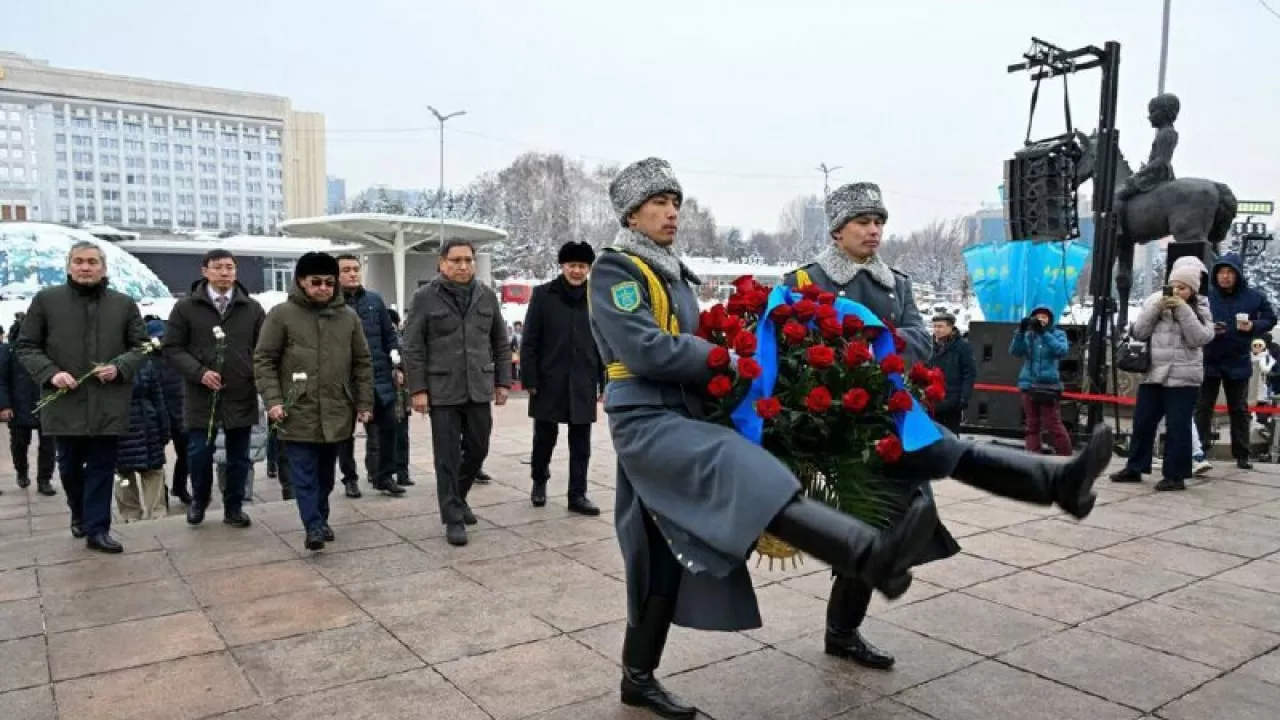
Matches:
[1143,0,1173,296]
[427,106,466,251]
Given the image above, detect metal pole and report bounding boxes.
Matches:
[1142,0,1172,296]
[427,106,466,251]
[1085,41,1122,430]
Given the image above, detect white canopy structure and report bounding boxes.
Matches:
[278,214,507,311]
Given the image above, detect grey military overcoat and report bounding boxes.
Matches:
[590,249,800,632]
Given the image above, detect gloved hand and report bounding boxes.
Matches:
[1161,295,1185,310]
[1020,317,1035,332]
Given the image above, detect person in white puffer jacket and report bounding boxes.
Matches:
[1110,256,1215,490]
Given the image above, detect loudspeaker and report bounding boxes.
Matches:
[966,322,1022,382]
[1165,241,1214,288]
[1003,137,1081,242]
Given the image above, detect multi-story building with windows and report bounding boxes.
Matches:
[0,51,325,233]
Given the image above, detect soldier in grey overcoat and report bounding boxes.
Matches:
[784,181,1115,673]
[590,159,941,720]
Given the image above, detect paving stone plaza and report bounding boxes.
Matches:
[1,399,1278,719]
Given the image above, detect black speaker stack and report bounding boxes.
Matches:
[1003,137,1082,242]
[962,321,1086,439]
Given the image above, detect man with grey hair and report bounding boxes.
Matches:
[16,241,149,554]
[403,238,512,547]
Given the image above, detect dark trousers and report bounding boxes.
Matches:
[171,429,189,493]
[395,414,411,483]
[188,426,249,514]
[338,401,398,485]
[1195,375,1251,461]
[1021,393,1073,455]
[828,573,874,632]
[286,441,337,532]
[429,403,492,524]
[55,435,118,536]
[272,433,293,495]
[934,408,963,435]
[267,431,278,475]
[10,425,55,481]
[1127,383,1198,481]
[530,420,592,500]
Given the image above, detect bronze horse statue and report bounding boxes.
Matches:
[1072,129,1237,323]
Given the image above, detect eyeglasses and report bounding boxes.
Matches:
[306,277,336,288]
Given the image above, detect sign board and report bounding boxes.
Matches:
[1237,201,1274,216]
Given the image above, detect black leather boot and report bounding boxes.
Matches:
[37,477,58,496]
[766,490,937,599]
[620,596,697,719]
[950,424,1111,520]
[825,574,894,669]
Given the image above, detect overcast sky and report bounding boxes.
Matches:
[7,0,1279,234]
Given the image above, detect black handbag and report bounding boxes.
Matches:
[1028,383,1062,405]
[1116,333,1151,374]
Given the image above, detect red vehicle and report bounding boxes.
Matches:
[500,281,532,304]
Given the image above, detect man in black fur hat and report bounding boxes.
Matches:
[521,241,605,514]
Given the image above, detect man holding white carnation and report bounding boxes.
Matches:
[162,249,265,529]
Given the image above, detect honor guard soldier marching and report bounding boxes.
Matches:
[589,158,942,719]
[784,181,1116,672]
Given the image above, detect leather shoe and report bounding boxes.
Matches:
[171,486,192,505]
[223,511,252,528]
[446,523,468,546]
[16,474,30,489]
[825,629,895,669]
[1238,459,1255,470]
[568,497,600,516]
[396,476,415,486]
[462,507,477,525]
[374,479,406,496]
[37,478,58,496]
[530,481,547,507]
[473,470,492,484]
[70,519,86,539]
[86,534,124,554]
[321,523,335,542]
[186,502,206,525]
[344,481,363,498]
[621,669,697,719]
[304,529,326,551]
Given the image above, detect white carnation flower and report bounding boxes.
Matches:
[212,326,226,340]
[390,349,401,365]
[292,372,308,382]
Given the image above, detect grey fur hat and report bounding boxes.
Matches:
[609,157,683,227]
[826,182,888,234]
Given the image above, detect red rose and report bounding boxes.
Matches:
[843,341,873,367]
[738,356,762,380]
[888,389,914,413]
[815,304,837,321]
[745,290,768,314]
[708,304,730,330]
[729,275,758,296]
[843,315,865,337]
[894,333,907,353]
[726,295,747,316]
[864,326,882,341]
[782,320,808,345]
[769,304,794,323]
[819,317,843,340]
[799,284,822,300]
[698,310,714,333]
[755,396,783,420]
[707,346,731,370]
[876,434,904,463]
[880,354,905,375]
[732,332,758,357]
[722,316,743,342]
[806,345,836,369]
[842,388,870,412]
[794,299,818,321]
[707,375,734,398]
[805,386,833,413]
[817,292,837,306]
[909,362,933,386]
[929,367,945,385]
[925,381,947,403]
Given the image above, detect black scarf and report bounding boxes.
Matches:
[441,278,477,313]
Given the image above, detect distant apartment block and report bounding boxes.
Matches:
[0,51,326,233]
[327,175,346,213]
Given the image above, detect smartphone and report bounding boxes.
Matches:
[1162,285,1173,297]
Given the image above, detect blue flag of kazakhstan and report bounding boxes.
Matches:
[729,285,941,452]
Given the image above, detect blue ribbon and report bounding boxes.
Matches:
[729,285,942,452]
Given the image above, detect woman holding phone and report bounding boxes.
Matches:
[1110,256,1215,490]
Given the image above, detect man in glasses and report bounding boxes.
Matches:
[403,239,512,547]
[254,252,375,551]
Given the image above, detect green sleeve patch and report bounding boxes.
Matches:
[611,281,642,312]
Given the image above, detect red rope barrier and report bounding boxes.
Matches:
[972,382,1280,415]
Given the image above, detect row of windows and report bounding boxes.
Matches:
[57,136,281,163]
[54,115,282,147]
[59,203,277,229]
[0,129,24,142]
[0,166,34,180]
[54,167,281,194]
[55,189,280,211]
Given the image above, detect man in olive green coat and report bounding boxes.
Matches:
[254,252,375,551]
[15,241,150,554]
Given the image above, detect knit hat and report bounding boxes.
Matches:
[826,182,888,234]
[146,318,165,338]
[295,252,339,279]
[1168,255,1205,293]
[609,157,683,227]
[932,312,956,326]
[557,241,596,265]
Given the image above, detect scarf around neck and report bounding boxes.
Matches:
[612,228,700,285]
[815,245,896,289]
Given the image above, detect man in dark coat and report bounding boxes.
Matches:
[146,318,188,504]
[926,312,975,433]
[591,159,948,719]
[335,254,406,498]
[1,317,57,495]
[521,240,605,514]
[15,241,151,554]
[163,249,265,528]
[783,181,1110,673]
[403,239,512,547]
[1196,253,1277,469]
[254,252,375,551]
